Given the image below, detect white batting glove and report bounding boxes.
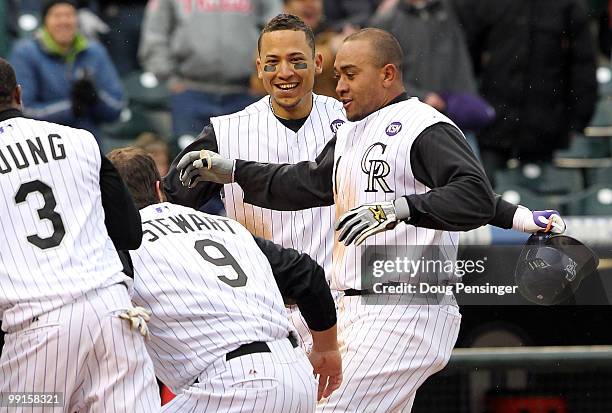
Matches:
[336,199,410,246]
[176,150,235,187]
[119,306,151,339]
[512,206,566,234]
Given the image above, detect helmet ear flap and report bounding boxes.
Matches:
[514,234,599,305]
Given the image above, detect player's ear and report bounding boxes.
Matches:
[381,64,398,88]
[256,57,264,80]
[14,84,22,106]
[155,180,165,203]
[314,52,323,75]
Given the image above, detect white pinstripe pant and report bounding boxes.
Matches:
[316,295,461,413]
[0,283,161,413]
[162,338,317,413]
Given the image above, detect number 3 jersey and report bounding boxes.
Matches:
[131,202,297,392]
[0,117,127,330]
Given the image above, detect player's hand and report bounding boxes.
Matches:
[176,149,235,187]
[308,349,343,400]
[513,206,566,234]
[531,210,566,234]
[119,306,151,339]
[336,201,399,246]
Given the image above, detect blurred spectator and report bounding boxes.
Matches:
[0,0,19,57]
[371,0,495,132]
[139,0,281,139]
[251,0,355,97]
[375,0,400,16]
[133,131,170,175]
[453,0,598,182]
[97,0,148,76]
[324,0,377,30]
[10,0,125,141]
[67,1,146,75]
[72,2,111,40]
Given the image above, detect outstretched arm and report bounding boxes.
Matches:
[336,123,564,246]
[164,125,223,209]
[176,136,337,211]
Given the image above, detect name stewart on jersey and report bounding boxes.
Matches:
[142,212,238,242]
[0,134,66,174]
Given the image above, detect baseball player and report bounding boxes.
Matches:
[164,14,346,352]
[176,29,566,412]
[0,58,160,412]
[107,147,342,413]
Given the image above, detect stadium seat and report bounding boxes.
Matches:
[556,134,610,159]
[564,185,612,216]
[495,163,584,195]
[122,71,170,110]
[589,98,612,127]
[585,98,612,138]
[597,66,612,97]
[554,134,612,169]
[585,166,612,186]
[499,187,564,212]
[101,105,158,141]
[0,1,8,57]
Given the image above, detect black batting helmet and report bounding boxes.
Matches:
[514,233,599,305]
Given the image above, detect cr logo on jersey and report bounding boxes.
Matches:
[330,119,345,133]
[361,142,393,193]
[385,122,402,136]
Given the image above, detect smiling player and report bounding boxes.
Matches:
[164,14,346,352]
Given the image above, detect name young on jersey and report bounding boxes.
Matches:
[0,134,66,174]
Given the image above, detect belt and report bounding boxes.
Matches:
[225,334,299,361]
[194,335,299,384]
[343,282,403,296]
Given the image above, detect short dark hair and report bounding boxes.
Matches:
[0,58,17,105]
[344,28,404,73]
[42,0,78,20]
[258,14,315,56]
[107,147,162,209]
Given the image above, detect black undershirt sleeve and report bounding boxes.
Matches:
[234,136,336,210]
[253,236,336,332]
[490,195,518,229]
[99,151,142,250]
[405,123,496,231]
[163,125,223,209]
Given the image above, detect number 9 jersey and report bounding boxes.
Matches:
[130,202,297,392]
[0,117,128,330]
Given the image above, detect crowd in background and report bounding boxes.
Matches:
[0,0,608,191]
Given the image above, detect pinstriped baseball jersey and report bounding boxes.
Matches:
[213,93,345,275]
[0,117,128,330]
[332,97,460,290]
[130,202,297,392]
